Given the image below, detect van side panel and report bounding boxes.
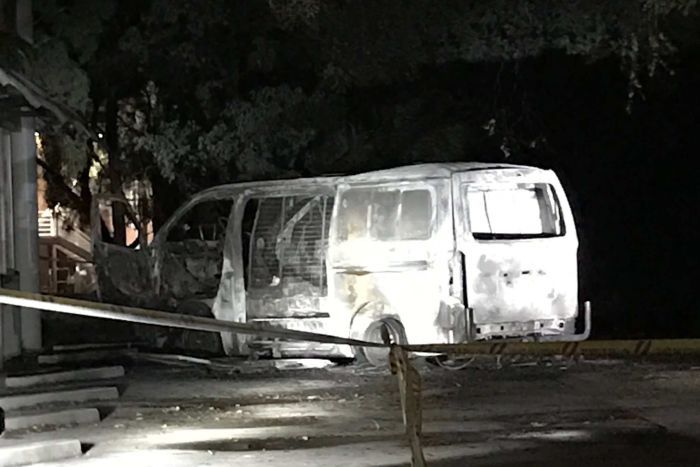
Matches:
[328,179,454,345]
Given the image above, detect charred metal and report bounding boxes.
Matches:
[92,163,588,362]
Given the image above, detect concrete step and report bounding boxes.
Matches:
[0,387,119,411]
[52,342,135,352]
[4,366,125,389]
[4,408,100,432]
[0,439,82,467]
[37,349,136,365]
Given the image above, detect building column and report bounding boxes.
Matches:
[11,116,41,351]
[1,128,21,365]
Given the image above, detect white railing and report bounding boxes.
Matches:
[38,209,57,236]
[37,209,91,253]
[37,208,96,295]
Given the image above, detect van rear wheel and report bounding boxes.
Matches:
[356,319,406,368]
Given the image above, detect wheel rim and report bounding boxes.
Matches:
[362,320,400,367]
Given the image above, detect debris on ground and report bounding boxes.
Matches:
[2,355,699,466]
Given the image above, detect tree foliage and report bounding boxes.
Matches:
[26,0,699,229]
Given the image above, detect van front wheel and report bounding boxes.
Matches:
[356,318,406,368]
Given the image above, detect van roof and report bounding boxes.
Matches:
[340,162,544,183]
[190,162,546,200]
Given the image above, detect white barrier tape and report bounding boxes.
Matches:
[0,288,426,465]
[0,288,385,349]
[3,288,700,357]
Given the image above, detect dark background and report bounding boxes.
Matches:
[507,53,698,338]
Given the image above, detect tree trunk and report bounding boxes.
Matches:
[105,96,126,246]
[38,131,92,226]
[149,170,182,233]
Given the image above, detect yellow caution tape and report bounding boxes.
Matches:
[390,345,426,467]
[404,338,700,357]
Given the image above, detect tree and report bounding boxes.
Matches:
[28,0,114,227]
[28,0,698,234]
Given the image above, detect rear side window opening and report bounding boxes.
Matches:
[243,195,334,293]
[336,187,433,242]
[464,183,565,240]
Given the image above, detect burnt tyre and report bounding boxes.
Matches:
[356,318,407,367]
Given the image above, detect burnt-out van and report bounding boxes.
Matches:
[93,163,589,363]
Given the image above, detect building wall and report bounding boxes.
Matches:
[0,0,41,365]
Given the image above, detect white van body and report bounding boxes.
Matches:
[93,163,587,359]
